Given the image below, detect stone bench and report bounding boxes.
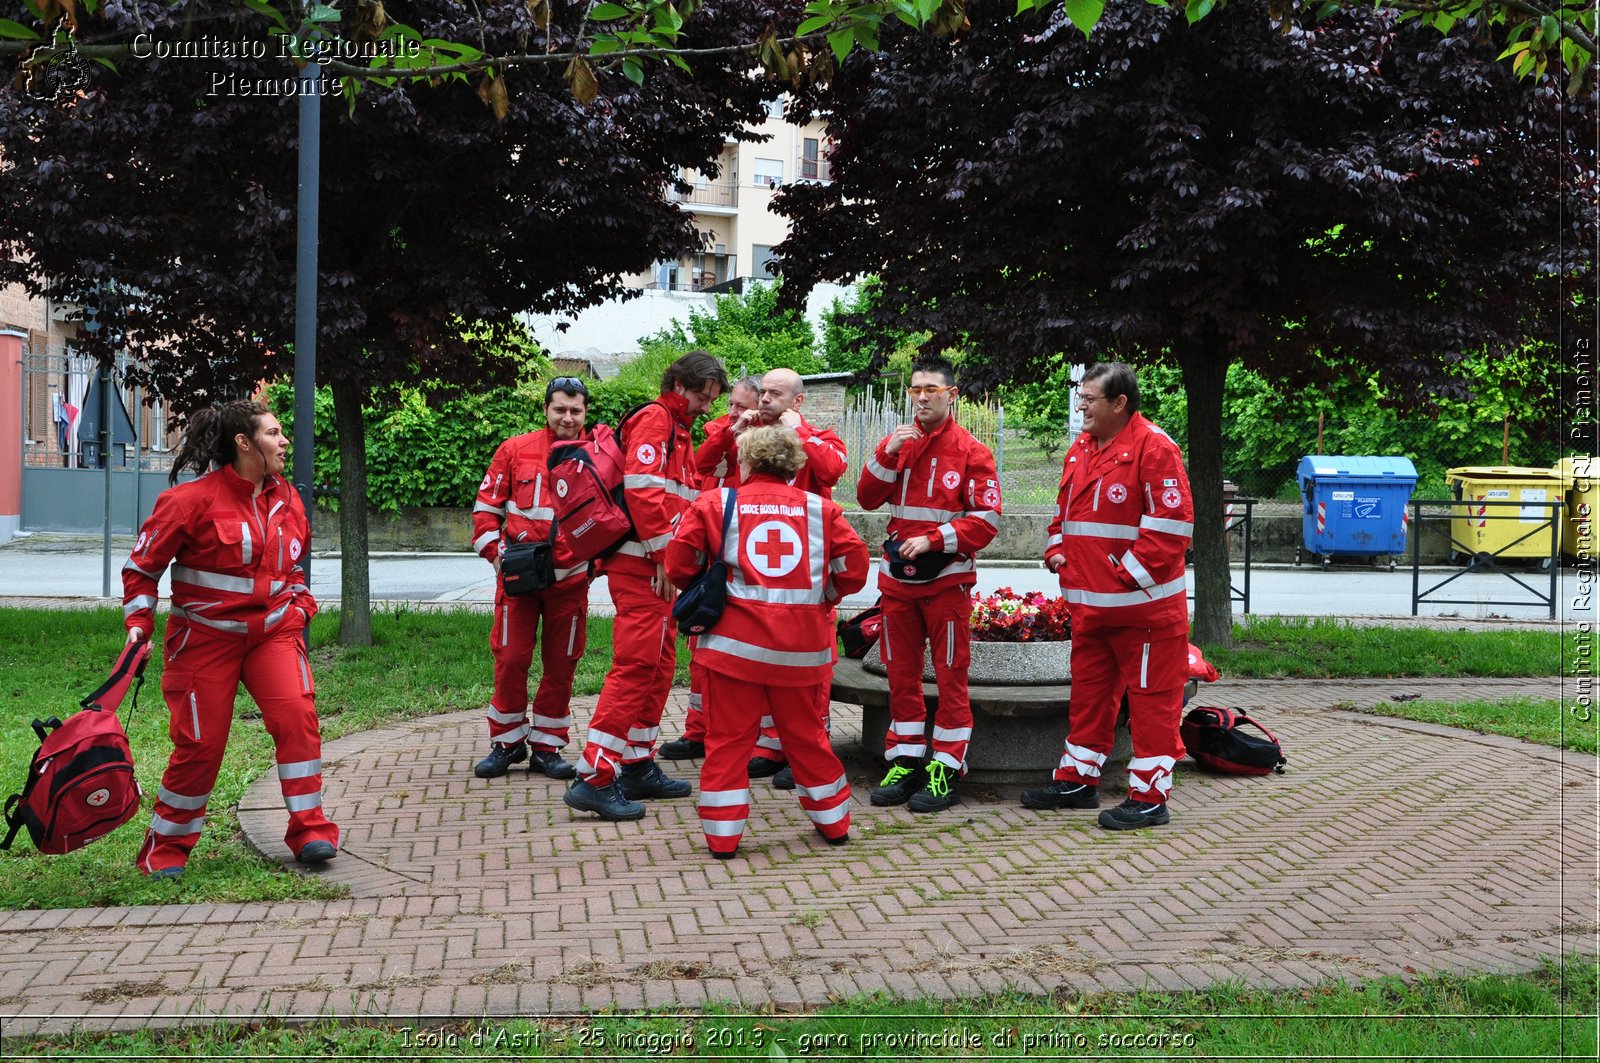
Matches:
[830,656,1195,784]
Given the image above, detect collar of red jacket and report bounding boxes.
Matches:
[656,390,693,427]
[742,471,790,487]
[218,462,282,499]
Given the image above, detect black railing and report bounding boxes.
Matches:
[1409,498,1563,618]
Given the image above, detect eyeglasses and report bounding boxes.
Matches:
[906,385,956,398]
[545,376,589,401]
[1077,392,1106,407]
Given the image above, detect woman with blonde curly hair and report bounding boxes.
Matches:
[666,426,869,859]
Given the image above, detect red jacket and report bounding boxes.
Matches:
[1044,413,1193,637]
[665,474,869,686]
[695,415,847,499]
[123,465,317,639]
[855,415,1002,599]
[603,391,700,578]
[471,426,588,586]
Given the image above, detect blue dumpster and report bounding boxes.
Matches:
[1296,455,1419,570]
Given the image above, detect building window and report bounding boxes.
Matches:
[752,158,783,188]
[799,138,830,182]
[752,245,780,280]
[765,96,785,120]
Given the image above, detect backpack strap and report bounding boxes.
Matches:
[618,401,675,460]
[1229,708,1287,772]
[80,641,152,719]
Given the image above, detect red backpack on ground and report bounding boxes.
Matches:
[1181,706,1287,776]
[549,403,677,563]
[2,642,149,855]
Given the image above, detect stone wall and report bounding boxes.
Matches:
[316,504,1456,563]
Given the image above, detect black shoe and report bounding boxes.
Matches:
[816,827,848,847]
[527,748,577,780]
[297,840,337,864]
[564,779,646,821]
[473,741,527,779]
[747,756,784,779]
[771,763,795,790]
[1020,780,1100,810]
[908,762,958,813]
[869,759,926,807]
[619,760,692,799]
[1098,799,1171,831]
[658,737,706,759]
[710,848,738,860]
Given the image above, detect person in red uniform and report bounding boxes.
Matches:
[564,351,727,821]
[855,355,1002,813]
[1022,362,1194,830]
[468,377,595,781]
[659,375,759,763]
[122,400,338,879]
[665,425,869,858]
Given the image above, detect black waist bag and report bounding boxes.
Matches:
[883,538,959,583]
[501,540,556,596]
[673,490,736,636]
[1181,707,1287,776]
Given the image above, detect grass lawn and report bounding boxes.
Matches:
[10,958,1596,1058]
[0,607,1571,912]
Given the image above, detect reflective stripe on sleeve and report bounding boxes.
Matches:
[473,530,499,553]
[123,559,162,579]
[1120,551,1156,590]
[473,500,506,516]
[1140,515,1194,536]
[124,595,158,618]
[865,457,897,483]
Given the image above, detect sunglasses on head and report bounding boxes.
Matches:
[545,376,589,402]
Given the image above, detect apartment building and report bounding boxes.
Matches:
[527,97,850,359]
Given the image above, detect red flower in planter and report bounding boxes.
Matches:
[969,586,1071,642]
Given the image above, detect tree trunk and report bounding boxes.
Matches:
[332,377,373,647]
[1181,347,1234,650]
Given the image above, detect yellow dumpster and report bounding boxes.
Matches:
[1553,457,1597,561]
[1445,466,1565,566]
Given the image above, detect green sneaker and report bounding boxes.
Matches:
[869,760,926,806]
[909,762,958,813]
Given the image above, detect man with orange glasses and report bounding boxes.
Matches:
[855,355,1001,813]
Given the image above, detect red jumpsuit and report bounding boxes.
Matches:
[1043,413,1194,805]
[472,427,591,753]
[856,415,1001,773]
[665,475,869,854]
[123,465,337,874]
[684,416,848,761]
[577,392,699,787]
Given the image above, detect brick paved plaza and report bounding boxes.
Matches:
[0,675,1588,1036]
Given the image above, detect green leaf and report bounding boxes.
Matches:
[0,18,42,40]
[92,56,117,73]
[797,15,832,34]
[589,2,631,19]
[1063,0,1105,36]
[589,35,623,55]
[827,27,854,65]
[305,4,341,24]
[240,0,291,32]
[622,55,645,85]
[1185,0,1216,25]
[1542,15,1562,45]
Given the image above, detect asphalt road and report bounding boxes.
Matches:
[1,535,1587,623]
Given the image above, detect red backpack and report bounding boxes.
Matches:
[2,642,148,855]
[548,404,675,563]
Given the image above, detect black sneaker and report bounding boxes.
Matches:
[658,737,706,759]
[527,748,577,780]
[771,763,795,790]
[619,759,692,799]
[869,759,926,807]
[473,741,527,779]
[908,762,958,813]
[1020,780,1100,810]
[1098,799,1171,831]
[297,840,337,864]
[747,756,784,779]
[564,779,646,821]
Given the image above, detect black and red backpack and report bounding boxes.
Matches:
[2,641,148,855]
[1180,706,1287,777]
[548,403,676,563]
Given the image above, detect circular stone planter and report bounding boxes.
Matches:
[862,638,1071,686]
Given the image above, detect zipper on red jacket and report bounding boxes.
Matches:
[926,457,938,497]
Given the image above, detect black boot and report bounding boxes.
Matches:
[473,741,527,779]
[869,758,926,807]
[1020,780,1100,810]
[619,759,692,799]
[563,779,646,821]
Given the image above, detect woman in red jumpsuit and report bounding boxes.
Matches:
[123,400,338,879]
[665,426,869,859]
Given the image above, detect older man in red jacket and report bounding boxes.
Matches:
[855,355,1001,814]
[1024,362,1194,830]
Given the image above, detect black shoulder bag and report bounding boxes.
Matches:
[672,490,736,636]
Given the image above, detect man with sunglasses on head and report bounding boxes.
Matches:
[856,355,1001,813]
[469,377,596,781]
[1023,361,1193,830]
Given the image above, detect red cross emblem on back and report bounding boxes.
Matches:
[746,520,803,577]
